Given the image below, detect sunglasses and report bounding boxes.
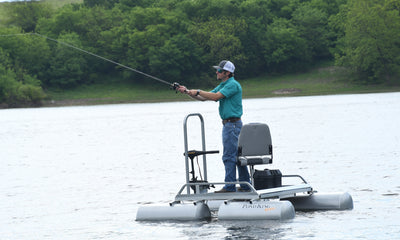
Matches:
[217,69,225,73]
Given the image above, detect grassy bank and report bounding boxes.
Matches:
[44,65,400,107]
[241,66,400,97]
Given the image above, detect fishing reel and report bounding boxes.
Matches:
[172,82,181,93]
[172,82,190,93]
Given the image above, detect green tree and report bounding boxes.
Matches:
[83,0,119,9]
[0,48,46,107]
[262,18,309,72]
[176,0,241,21]
[4,1,53,32]
[309,0,348,15]
[47,32,88,88]
[335,0,400,83]
[148,34,205,85]
[109,7,192,82]
[37,5,124,81]
[188,17,247,72]
[118,0,157,9]
[36,4,83,37]
[0,28,51,81]
[292,3,331,60]
[238,0,274,74]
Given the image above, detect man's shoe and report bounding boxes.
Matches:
[237,187,251,192]
[214,188,235,193]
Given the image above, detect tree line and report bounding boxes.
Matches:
[0,0,399,107]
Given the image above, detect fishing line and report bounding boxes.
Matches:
[0,32,181,89]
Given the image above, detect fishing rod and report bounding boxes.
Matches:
[0,32,183,91]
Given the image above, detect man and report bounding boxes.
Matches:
[177,60,251,193]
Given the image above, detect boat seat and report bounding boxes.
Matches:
[237,123,273,166]
[237,123,273,186]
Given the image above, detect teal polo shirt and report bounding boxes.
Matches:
[211,77,243,120]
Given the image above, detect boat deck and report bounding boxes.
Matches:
[174,183,313,202]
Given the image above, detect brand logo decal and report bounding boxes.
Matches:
[241,204,276,212]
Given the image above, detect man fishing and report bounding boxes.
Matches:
[177,60,251,193]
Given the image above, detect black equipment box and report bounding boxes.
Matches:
[253,169,282,190]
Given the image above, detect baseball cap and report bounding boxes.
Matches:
[213,60,235,73]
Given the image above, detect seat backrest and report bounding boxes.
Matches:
[238,123,273,160]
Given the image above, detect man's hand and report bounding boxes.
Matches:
[177,85,188,93]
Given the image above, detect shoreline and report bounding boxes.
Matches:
[2,88,399,109]
[2,64,400,109]
[37,88,400,109]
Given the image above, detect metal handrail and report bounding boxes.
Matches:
[282,174,309,184]
[183,113,207,194]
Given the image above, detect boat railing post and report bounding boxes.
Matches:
[199,114,207,182]
[183,113,207,195]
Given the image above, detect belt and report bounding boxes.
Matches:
[222,117,241,125]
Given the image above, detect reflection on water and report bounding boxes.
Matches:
[1,92,399,239]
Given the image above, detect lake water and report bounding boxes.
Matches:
[1,92,399,239]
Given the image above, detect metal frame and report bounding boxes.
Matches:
[179,113,314,203]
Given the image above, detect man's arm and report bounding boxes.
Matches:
[177,86,224,101]
[187,89,224,101]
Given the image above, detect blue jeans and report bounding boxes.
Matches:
[222,120,251,191]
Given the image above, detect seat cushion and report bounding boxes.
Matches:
[237,156,272,166]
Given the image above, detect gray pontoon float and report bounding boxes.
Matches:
[136,113,353,221]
